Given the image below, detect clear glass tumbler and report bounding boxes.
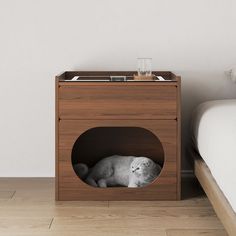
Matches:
[137,58,152,76]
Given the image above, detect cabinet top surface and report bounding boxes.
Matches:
[56,71,180,85]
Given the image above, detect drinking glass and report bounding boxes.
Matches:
[137,58,152,76]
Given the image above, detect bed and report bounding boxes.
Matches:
[191,99,236,236]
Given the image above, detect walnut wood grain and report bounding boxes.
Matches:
[55,71,181,201]
[176,76,181,200]
[55,72,65,200]
[58,119,177,201]
[58,85,177,120]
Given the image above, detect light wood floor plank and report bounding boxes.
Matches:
[0,206,216,218]
[0,229,167,236]
[0,191,15,199]
[0,217,52,230]
[166,229,228,236]
[0,197,108,208]
[0,178,228,236]
[109,197,211,208]
[51,216,224,230]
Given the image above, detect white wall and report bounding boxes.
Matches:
[0,0,235,177]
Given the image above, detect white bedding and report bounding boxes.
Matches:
[192,99,236,213]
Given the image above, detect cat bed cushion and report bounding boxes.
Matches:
[192,99,236,213]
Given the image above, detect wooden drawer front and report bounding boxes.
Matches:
[58,85,177,120]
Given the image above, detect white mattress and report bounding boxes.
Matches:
[192,99,236,213]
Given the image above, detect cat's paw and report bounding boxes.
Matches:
[85,177,98,187]
[128,183,138,188]
[98,179,107,188]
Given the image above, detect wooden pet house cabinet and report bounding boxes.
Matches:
[55,71,181,201]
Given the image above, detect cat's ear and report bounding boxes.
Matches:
[144,161,150,167]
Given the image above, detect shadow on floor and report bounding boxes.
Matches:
[181,177,205,200]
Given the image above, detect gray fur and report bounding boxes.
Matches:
[73,163,89,179]
[74,155,161,188]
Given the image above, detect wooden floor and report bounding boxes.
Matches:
[0,178,227,236]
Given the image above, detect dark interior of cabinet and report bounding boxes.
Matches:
[71,127,164,168]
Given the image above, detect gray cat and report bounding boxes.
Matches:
[73,155,161,188]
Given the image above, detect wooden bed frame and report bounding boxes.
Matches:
[194,155,236,236]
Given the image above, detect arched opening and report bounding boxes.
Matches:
[71,127,164,187]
